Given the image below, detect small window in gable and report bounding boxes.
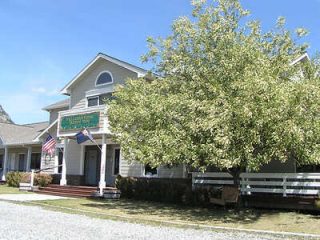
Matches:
[96,71,113,86]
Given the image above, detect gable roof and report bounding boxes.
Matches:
[0,121,49,146]
[61,53,149,95]
[43,98,70,111]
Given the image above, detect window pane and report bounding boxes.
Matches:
[145,164,157,176]
[96,72,112,85]
[114,149,120,175]
[88,97,99,107]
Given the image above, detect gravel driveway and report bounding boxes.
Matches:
[0,201,299,240]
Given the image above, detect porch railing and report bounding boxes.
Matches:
[191,172,320,197]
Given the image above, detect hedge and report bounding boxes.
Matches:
[115,175,213,206]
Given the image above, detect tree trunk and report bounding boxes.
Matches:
[229,167,241,188]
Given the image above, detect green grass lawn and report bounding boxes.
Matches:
[32,197,320,235]
[0,184,33,194]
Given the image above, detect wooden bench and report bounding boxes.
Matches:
[210,186,239,206]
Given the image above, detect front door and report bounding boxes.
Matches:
[84,146,101,186]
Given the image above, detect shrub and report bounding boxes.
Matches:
[34,173,52,187]
[6,172,24,187]
[5,171,52,187]
[115,176,206,205]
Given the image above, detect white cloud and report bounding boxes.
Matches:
[31,86,59,96]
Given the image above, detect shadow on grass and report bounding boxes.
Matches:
[80,198,275,225]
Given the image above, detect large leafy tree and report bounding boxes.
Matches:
[108,0,320,184]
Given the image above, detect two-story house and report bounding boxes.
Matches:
[32,53,185,191]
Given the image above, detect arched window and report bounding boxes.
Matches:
[96,71,113,86]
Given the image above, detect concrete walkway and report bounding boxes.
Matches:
[0,193,70,201]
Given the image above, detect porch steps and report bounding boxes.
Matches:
[36,184,98,198]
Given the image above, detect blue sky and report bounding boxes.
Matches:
[0,0,319,124]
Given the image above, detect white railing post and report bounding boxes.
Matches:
[30,169,35,189]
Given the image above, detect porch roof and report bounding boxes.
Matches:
[43,98,70,111]
[0,121,48,146]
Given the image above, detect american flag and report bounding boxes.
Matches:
[42,134,56,156]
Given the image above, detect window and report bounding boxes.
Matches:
[58,150,63,174]
[0,155,3,169]
[144,164,157,177]
[18,154,25,172]
[113,149,120,175]
[87,93,114,107]
[31,153,41,170]
[96,71,113,86]
[87,96,99,107]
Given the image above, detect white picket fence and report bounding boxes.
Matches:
[192,172,320,197]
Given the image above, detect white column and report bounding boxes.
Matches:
[79,145,85,175]
[60,137,68,186]
[54,148,59,174]
[99,134,107,195]
[1,147,8,181]
[26,146,32,172]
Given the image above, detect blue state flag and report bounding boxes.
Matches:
[75,129,94,144]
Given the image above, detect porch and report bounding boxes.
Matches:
[0,145,42,181]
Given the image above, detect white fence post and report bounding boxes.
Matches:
[30,170,35,189]
[283,176,287,197]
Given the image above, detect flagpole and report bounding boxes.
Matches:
[91,139,102,152]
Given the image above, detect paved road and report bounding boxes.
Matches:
[0,201,295,240]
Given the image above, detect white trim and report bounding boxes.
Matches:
[61,53,148,95]
[85,88,113,98]
[290,53,310,66]
[33,119,58,142]
[59,105,105,116]
[95,71,113,87]
[86,95,99,108]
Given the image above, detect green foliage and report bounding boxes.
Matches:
[5,171,52,187]
[34,173,52,187]
[108,0,320,181]
[6,172,24,187]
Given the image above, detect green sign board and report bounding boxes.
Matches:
[60,112,100,131]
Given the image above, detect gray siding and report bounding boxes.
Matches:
[120,157,185,179]
[49,107,68,124]
[65,139,82,175]
[69,58,138,110]
[120,158,144,178]
[158,165,185,178]
[41,153,55,174]
[259,158,296,173]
